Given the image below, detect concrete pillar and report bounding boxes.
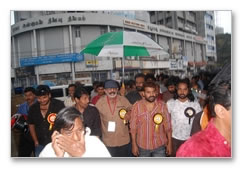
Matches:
[33,29,40,85]
[69,25,76,82]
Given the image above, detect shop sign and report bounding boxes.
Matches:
[20,53,84,67]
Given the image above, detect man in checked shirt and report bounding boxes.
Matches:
[130,81,172,157]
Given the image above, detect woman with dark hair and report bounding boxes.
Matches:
[39,107,110,157]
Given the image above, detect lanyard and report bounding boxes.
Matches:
[107,96,117,116]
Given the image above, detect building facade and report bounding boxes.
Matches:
[11,11,206,89]
[150,11,217,63]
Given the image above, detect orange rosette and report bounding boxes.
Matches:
[47,113,57,130]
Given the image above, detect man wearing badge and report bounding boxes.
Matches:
[166,78,201,157]
[27,85,65,157]
[96,80,132,157]
[130,81,172,157]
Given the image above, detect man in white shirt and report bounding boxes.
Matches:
[167,78,201,156]
[39,107,110,157]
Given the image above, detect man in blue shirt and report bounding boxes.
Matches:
[16,87,37,157]
[17,87,36,115]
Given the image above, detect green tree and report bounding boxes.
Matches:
[216,33,231,66]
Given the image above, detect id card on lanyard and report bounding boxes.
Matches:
[107,96,117,132]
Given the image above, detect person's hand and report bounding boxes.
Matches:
[55,131,86,157]
[119,83,126,96]
[132,142,139,157]
[51,131,64,157]
[166,142,172,156]
[124,111,131,121]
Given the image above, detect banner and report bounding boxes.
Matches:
[20,53,84,67]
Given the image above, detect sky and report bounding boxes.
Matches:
[215,11,232,34]
[11,11,232,34]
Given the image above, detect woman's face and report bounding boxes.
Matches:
[60,118,84,141]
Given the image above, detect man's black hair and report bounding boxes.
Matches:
[145,73,156,82]
[24,87,36,95]
[68,84,76,89]
[96,82,104,88]
[166,76,179,88]
[208,81,231,117]
[74,87,89,99]
[135,73,145,80]
[53,107,84,132]
[35,85,51,96]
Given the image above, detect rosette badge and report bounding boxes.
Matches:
[153,113,163,132]
[119,109,127,124]
[47,113,57,130]
[184,107,196,124]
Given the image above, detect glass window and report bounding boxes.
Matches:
[75,27,81,38]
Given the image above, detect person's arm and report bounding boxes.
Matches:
[163,103,172,156]
[129,103,139,156]
[131,132,139,156]
[166,130,172,156]
[29,124,39,147]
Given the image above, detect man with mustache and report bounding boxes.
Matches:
[162,76,178,103]
[96,80,132,157]
[28,85,65,157]
[130,81,172,157]
[126,73,145,104]
[167,78,202,156]
[15,87,36,157]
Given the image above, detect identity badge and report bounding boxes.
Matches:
[108,121,116,132]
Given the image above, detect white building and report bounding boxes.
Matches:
[11,11,206,89]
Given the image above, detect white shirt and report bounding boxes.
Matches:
[64,97,76,107]
[39,128,111,158]
[167,99,202,140]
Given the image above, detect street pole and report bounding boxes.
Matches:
[122,56,125,83]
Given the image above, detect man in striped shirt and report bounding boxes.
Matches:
[130,82,172,157]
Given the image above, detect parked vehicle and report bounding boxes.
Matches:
[50,84,93,101]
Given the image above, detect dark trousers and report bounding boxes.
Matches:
[18,132,35,157]
[106,143,130,157]
[171,137,186,157]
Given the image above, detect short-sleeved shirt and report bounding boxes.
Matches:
[96,95,132,147]
[83,104,102,137]
[17,100,37,115]
[17,102,29,116]
[130,100,171,150]
[167,99,202,140]
[27,99,65,146]
[176,119,231,157]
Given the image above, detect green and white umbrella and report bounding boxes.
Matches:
[81,31,168,80]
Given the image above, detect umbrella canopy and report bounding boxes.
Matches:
[81,31,167,58]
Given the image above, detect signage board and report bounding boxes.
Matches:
[20,53,84,67]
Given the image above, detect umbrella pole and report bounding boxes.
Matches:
[122,56,125,83]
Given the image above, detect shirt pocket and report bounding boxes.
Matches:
[137,112,147,127]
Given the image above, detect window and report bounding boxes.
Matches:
[75,27,81,38]
[207,45,215,51]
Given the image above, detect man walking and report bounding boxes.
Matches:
[130,82,172,157]
[27,85,65,157]
[74,87,102,137]
[96,80,132,157]
[167,79,201,156]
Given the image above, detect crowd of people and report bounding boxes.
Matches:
[11,71,231,158]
